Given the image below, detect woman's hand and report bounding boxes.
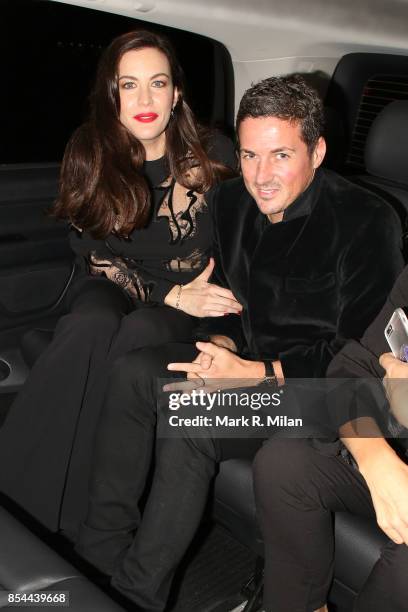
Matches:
[380,352,408,427]
[164,258,243,317]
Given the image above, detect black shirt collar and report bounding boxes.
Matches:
[281,168,322,223]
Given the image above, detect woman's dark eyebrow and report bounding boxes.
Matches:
[118,73,170,80]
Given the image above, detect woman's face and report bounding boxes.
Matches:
[118,47,179,160]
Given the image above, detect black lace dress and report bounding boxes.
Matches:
[70,146,229,304]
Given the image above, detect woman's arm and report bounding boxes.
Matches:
[164,258,242,317]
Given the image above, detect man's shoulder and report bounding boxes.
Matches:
[209,176,249,213]
[217,176,247,197]
[321,168,398,220]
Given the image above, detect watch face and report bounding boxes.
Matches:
[260,376,277,387]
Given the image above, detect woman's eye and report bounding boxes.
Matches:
[152,80,166,88]
[121,81,136,90]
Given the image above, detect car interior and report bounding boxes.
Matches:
[1,0,408,610]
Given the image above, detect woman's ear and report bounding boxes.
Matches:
[172,86,180,110]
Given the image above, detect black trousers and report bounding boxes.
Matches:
[76,342,264,612]
[253,438,408,612]
[0,277,195,536]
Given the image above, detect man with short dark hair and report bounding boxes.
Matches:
[76,75,404,612]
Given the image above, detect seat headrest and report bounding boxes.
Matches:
[365,100,408,187]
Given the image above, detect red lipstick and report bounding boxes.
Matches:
[134,113,158,123]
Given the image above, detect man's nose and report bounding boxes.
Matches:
[255,159,275,185]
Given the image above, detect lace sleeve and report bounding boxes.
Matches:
[88,252,150,302]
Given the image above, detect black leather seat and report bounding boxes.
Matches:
[0,505,124,611]
[352,99,408,227]
[324,52,408,175]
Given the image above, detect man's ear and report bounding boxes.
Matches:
[312,136,326,169]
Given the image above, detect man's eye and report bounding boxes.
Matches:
[276,152,289,160]
[241,153,255,160]
[152,80,166,88]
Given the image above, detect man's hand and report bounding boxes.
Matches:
[195,335,238,372]
[380,352,408,378]
[168,341,264,379]
[163,341,264,393]
[342,432,408,545]
[210,335,238,353]
[358,442,408,545]
[380,352,408,427]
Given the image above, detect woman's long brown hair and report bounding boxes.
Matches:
[54,30,234,238]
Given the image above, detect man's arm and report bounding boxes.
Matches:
[195,185,246,354]
[328,265,408,427]
[279,203,404,379]
[328,266,408,545]
[341,430,408,546]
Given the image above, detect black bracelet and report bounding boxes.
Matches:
[263,360,274,377]
[261,360,277,386]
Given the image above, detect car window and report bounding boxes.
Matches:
[1,0,233,164]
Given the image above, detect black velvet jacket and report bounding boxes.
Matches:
[198,168,404,378]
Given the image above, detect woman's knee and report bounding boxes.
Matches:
[68,277,129,317]
[57,310,121,340]
[114,307,193,353]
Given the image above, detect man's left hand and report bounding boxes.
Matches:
[380,352,408,428]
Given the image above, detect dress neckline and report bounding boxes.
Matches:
[143,156,169,188]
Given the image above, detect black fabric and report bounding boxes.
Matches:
[0,278,196,535]
[365,101,408,187]
[197,168,404,375]
[20,328,54,369]
[253,438,408,612]
[328,264,408,440]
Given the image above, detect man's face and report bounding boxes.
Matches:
[238,116,326,223]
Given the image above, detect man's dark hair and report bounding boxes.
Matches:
[236,74,324,153]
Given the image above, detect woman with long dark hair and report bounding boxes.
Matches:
[0,30,239,538]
